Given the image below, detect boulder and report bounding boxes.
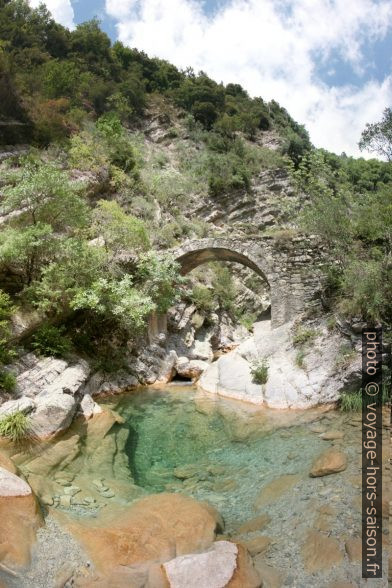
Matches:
[227,543,261,588]
[310,449,347,477]
[0,467,42,569]
[0,397,35,417]
[30,392,77,439]
[163,541,238,588]
[64,493,222,579]
[79,394,103,420]
[16,355,90,398]
[84,371,139,397]
[175,357,208,380]
[22,434,81,476]
[199,352,263,404]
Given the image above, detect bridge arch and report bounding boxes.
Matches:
[171,238,282,324]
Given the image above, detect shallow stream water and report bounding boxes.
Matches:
[10,385,390,586]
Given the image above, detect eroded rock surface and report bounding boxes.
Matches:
[0,464,42,570]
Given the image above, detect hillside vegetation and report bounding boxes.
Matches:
[0,0,391,389]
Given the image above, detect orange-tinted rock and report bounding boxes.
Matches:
[302,530,343,572]
[226,543,261,588]
[254,474,301,509]
[239,536,272,556]
[0,451,18,474]
[64,493,221,577]
[0,467,42,569]
[253,557,283,588]
[237,514,271,535]
[310,449,347,477]
[345,538,361,562]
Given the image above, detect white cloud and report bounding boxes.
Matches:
[29,0,75,30]
[106,0,392,156]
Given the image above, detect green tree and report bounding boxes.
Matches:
[359,108,392,161]
[92,200,150,256]
[0,160,87,284]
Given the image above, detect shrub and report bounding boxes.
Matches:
[0,411,30,442]
[292,327,318,347]
[327,316,337,332]
[239,313,257,332]
[295,350,306,369]
[251,359,269,385]
[335,343,357,370]
[0,370,16,393]
[190,285,215,313]
[31,325,72,358]
[340,390,362,412]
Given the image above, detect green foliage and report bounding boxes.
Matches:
[136,252,183,313]
[0,370,16,393]
[28,238,106,314]
[340,390,362,412]
[339,257,391,323]
[292,141,392,326]
[0,411,30,442]
[190,285,215,313]
[0,160,88,285]
[359,108,392,161]
[211,264,237,313]
[326,316,337,332]
[292,326,318,347]
[93,200,150,255]
[31,325,72,357]
[238,312,257,332]
[295,350,306,369]
[0,290,14,365]
[251,359,269,385]
[71,275,155,333]
[335,343,357,370]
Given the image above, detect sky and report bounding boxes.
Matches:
[29,0,392,157]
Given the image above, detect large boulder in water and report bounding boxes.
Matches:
[62,493,223,584]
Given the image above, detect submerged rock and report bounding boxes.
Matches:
[302,530,343,572]
[62,493,222,583]
[310,449,347,477]
[254,474,301,509]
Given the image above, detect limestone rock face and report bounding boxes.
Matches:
[83,371,139,397]
[0,466,42,569]
[198,318,362,409]
[199,351,263,404]
[14,354,90,398]
[0,396,35,417]
[65,493,221,579]
[310,449,347,477]
[163,541,238,588]
[175,356,208,380]
[79,394,103,420]
[0,354,91,439]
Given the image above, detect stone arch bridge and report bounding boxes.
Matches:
[171,236,326,328]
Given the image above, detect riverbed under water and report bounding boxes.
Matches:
[10,385,390,586]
